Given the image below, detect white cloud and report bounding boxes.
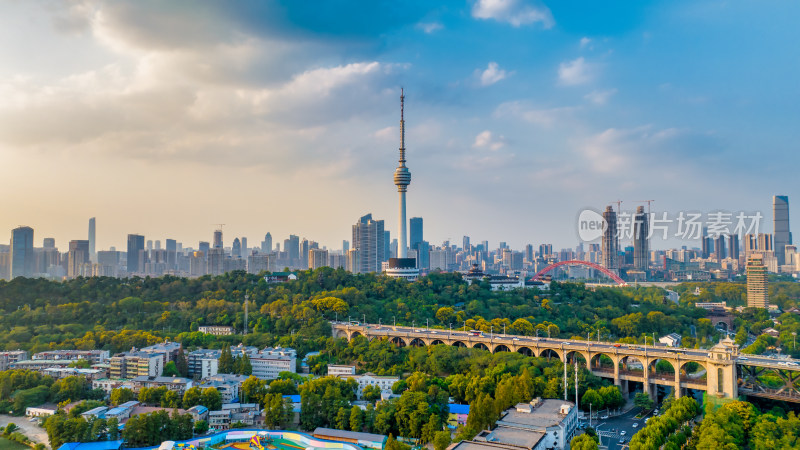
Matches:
[477,62,509,86]
[558,57,594,86]
[494,101,579,128]
[473,130,505,151]
[584,88,617,105]
[417,22,443,33]
[471,0,554,28]
[580,37,592,48]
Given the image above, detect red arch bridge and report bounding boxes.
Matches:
[529,260,628,286]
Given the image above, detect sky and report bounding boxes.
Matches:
[1,0,799,252]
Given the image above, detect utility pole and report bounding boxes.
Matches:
[564,357,568,400]
[575,361,579,415]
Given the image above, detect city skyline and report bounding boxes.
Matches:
[1,1,799,250]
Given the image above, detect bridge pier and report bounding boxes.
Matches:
[674,370,682,399]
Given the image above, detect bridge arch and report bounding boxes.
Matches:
[566,350,589,366]
[334,329,349,339]
[410,338,426,347]
[350,331,363,340]
[495,344,511,353]
[452,341,466,348]
[517,346,534,357]
[539,348,562,361]
[649,358,677,377]
[590,353,615,371]
[680,360,708,383]
[473,342,490,351]
[529,260,628,286]
[390,336,406,347]
[620,355,645,374]
[431,339,445,346]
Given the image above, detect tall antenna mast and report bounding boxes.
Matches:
[394,88,411,258]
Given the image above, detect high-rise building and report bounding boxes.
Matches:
[352,214,385,273]
[42,238,55,249]
[285,235,300,264]
[463,236,471,252]
[68,240,90,278]
[714,235,726,261]
[309,249,329,270]
[758,233,773,252]
[165,239,177,269]
[262,233,272,253]
[342,240,350,253]
[213,229,223,249]
[10,226,34,278]
[601,206,618,271]
[633,206,649,271]
[207,248,225,275]
[773,195,791,266]
[241,237,248,257]
[746,254,768,308]
[409,217,423,251]
[199,241,210,256]
[232,238,241,258]
[539,244,553,259]
[701,227,712,259]
[127,234,145,274]
[524,244,534,263]
[728,234,739,261]
[88,218,96,263]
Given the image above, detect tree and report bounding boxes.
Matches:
[234,354,253,376]
[433,431,451,450]
[176,347,189,378]
[110,388,134,406]
[182,387,202,408]
[435,307,456,325]
[634,393,654,411]
[162,361,180,377]
[349,405,364,431]
[336,407,350,430]
[107,418,120,440]
[581,389,604,412]
[362,385,382,402]
[161,390,180,408]
[219,345,234,374]
[199,387,222,411]
[193,420,209,435]
[570,434,599,450]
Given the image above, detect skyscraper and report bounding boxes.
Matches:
[42,238,55,249]
[10,226,34,278]
[352,214,385,273]
[746,254,768,308]
[213,229,223,249]
[714,235,726,261]
[232,238,241,258]
[633,206,649,270]
[127,234,145,274]
[409,217,423,251]
[263,233,273,253]
[601,206,618,271]
[88,217,96,263]
[728,234,739,261]
[68,240,90,278]
[773,195,791,266]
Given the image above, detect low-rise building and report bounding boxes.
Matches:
[43,367,105,380]
[131,376,193,395]
[200,374,250,403]
[311,428,387,450]
[92,378,134,395]
[10,359,72,373]
[447,404,470,428]
[187,405,209,422]
[198,326,234,336]
[33,350,110,364]
[221,403,260,426]
[0,350,29,371]
[492,399,577,450]
[104,401,140,421]
[140,341,182,366]
[659,333,682,347]
[338,373,399,399]
[251,347,296,380]
[327,365,356,376]
[81,406,109,420]
[26,404,58,418]
[208,410,232,430]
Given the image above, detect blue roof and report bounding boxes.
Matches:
[58,440,124,450]
[448,404,470,415]
[283,394,301,403]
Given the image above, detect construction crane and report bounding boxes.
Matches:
[632,200,655,215]
[610,200,623,213]
[214,223,226,231]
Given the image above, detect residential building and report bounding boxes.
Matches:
[352,214,386,273]
[633,206,649,271]
[109,351,163,379]
[140,341,182,366]
[198,325,234,336]
[187,349,221,379]
[309,248,329,269]
[201,374,250,403]
[447,404,470,428]
[209,409,232,429]
[0,350,29,371]
[338,373,399,399]
[33,350,110,364]
[774,195,792,266]
[67,240,90,278]
[327,365,356,376]
[126,234,145,274]
[659,333,682,347]
[251,347,296,380]
[747,254,768,309]
[601,206,618,271]
[88,218,96,263]
[130,375,193,395]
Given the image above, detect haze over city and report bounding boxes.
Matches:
[1,0,799,251]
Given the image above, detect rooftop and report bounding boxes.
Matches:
[448,404,470,415]
[312,427,388,444]
[477,427,544,449]
[57,440,124,450]
[450,441,521,450]
[496,399,574,429]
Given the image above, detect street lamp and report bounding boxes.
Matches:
[393,316,396,327]
[793,332,797,351]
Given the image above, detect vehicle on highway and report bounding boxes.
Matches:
[620,438,625,444]
[645,418,650,423]
[601,415,609,420]
[632,423,638,428]
[469,330,483,336]
[513,338,520,341]
[620,431,626,436]
[739,357,748,360]
[613,343,621,347]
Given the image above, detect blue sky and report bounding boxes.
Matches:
[0,0,798,251]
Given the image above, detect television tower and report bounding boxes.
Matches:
[394,89,411,258]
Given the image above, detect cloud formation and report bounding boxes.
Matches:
[477,62,509,86]
[558,57,594,85]
[471,0,554,28]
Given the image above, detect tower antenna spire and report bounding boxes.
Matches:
[393,88,411,258]
[399,88,406,166]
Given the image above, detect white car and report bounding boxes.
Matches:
[601,415,609,420]
[632,423,639,428]
[620,431,627,436]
